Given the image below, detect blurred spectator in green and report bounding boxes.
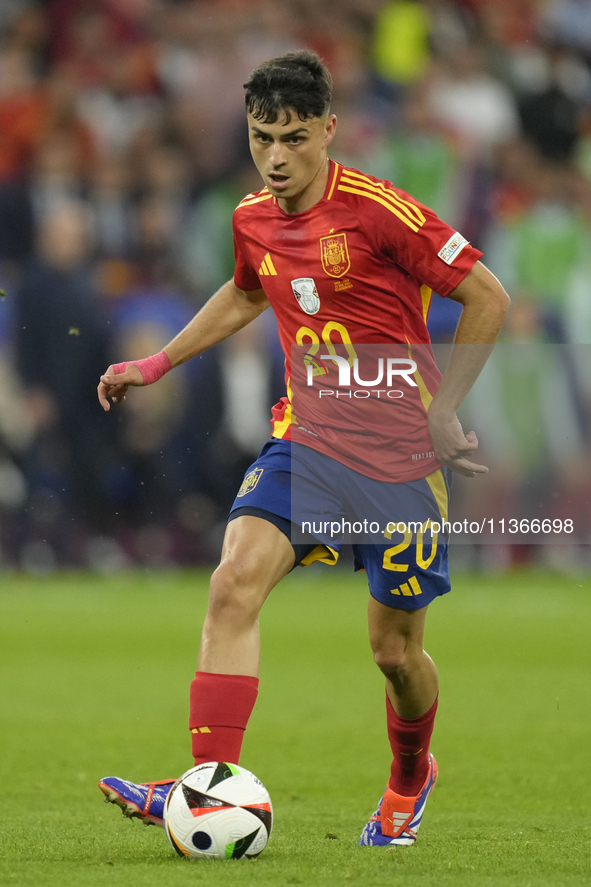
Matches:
[486,157,591,341]
[353,84,467,342]
[378,87,461,221]
[178,164,260,298]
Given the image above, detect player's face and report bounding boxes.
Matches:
[247,110,337,213]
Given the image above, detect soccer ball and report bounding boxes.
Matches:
[163,762,273,860]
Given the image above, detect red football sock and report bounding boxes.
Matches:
[387,694,438,796]
[189,672,259,765]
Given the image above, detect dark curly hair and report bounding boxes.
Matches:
[244,50,332,124]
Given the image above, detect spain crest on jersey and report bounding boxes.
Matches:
[320,233,350,278]
[237,467,263,497]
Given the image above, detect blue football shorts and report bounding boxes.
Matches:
[228,438,451,611]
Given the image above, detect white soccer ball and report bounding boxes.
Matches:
[163,762,273,860]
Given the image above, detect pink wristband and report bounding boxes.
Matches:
[111,350,172,386]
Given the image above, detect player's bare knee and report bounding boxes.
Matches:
[207,560,265,623]
[372,641,418,681]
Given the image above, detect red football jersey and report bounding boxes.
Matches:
[232,159,482,482]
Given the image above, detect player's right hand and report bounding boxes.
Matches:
[97,364,144,411]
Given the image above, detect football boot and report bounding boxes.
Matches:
[359,753,438,846]
[98,776,176,827]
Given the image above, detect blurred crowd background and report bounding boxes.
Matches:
[0,0,590,572]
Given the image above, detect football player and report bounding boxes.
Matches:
[97,51,509,846]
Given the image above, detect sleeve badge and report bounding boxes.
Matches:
[437,232,469,265]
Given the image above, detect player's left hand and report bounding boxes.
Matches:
[427,411,488,478]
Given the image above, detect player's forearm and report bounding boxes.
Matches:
[164,280,269,367]
[430,264,510,416]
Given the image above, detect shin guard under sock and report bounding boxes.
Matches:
[189,672,259,765]
[387,695,438,796]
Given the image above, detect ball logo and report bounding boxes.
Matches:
[292,278,320,315]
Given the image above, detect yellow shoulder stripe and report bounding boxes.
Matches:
[237,190,272,209]
[337,185,420,232]
[238,189,264,204]
[340,173,425,227]
[327,162,340,201]
[341,169,426,222]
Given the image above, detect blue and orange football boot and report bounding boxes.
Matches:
[98,777,176,827]
[359,753,438,847]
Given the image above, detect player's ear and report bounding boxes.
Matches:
[323,114,337,148]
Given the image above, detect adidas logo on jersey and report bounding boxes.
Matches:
[259,253,277,276]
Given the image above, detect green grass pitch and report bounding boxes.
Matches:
[1,565,590,886]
